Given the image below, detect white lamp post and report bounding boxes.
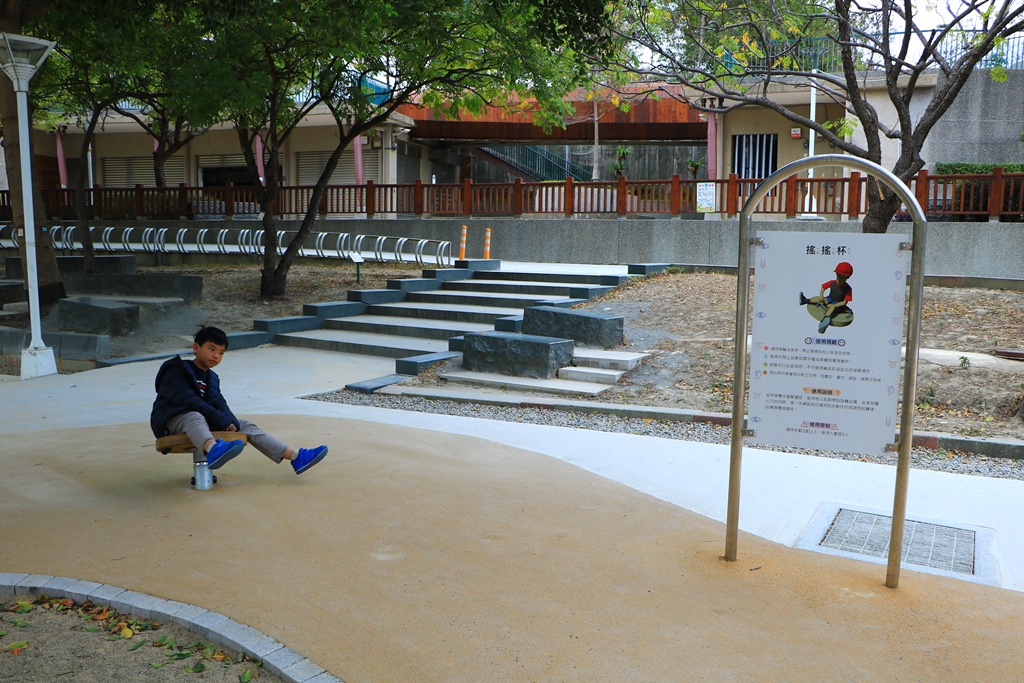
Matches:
[0,32,57,379]
[798,47,829,221]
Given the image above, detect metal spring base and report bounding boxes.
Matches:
[191,459,217,491]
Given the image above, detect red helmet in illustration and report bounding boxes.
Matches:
[834,261,853,277]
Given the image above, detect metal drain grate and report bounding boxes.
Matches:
[820,508,976,575]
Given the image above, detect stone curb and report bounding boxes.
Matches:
[381,384,1024,461]
[0,573,341,683]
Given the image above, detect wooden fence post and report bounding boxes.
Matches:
[848,172,861,219]
[225,182,234,218]
[785,175,799,217]
[617,175,627,216]
[134,184,145,219]
[564,177,574,217]
[726,174,739,216]
[513,178,524,216]
[914,170,929,214]
[178,183,188,218]
[463,178,473,216]
[414,179,424,216]
[989,167,1005,221]
[366,180,376,218]
[671,174,682,215]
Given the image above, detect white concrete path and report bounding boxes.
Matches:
[3,344,1021,592]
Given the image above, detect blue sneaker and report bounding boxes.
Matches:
[291,445,328,475]
[206,439,245,470]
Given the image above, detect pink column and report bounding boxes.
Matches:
[353,131,364,185]
[707,112,719,180]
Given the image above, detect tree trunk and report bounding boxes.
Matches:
[74,104,103,272]
[153,141,167,188]
[276,133,352,289]
[861,179,906,233]
[0,73,65,305]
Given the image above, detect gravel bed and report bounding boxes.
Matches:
[306,390,1024,482]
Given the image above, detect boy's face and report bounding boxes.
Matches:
[192,340,227,371]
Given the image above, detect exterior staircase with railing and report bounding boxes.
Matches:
[480,145,591,182]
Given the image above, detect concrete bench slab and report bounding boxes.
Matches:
[494,315,523,333]
[395,351,461,375]
[226,331,274,349]
[345,374,409,394]
[628,263,671,275]
[303,301,367,318]
[253,316,323,334]
[347,289,407,304]
[387,278,443,292]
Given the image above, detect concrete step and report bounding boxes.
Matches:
[276,329,448,358]
[558,366,625,384]
[407,289,566,309]
[367,301,523,325]
[0,280,25,306]
[443,279,614,300]
[323,314,492,340]
[438,370,611,397]
[571,348,649,371]
[472,270,633,286]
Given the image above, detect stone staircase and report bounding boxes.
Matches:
[269,262,657,395]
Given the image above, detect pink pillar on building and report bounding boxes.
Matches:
[707,113,719,180]
[55,128,68,188]
[353,131,364,185]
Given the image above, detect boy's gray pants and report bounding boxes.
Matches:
[165,411,287,464]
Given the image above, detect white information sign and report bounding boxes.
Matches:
[696,182,716,213]
[748,231,908,456]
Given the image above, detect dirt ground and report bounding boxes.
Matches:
[0,594,283,682]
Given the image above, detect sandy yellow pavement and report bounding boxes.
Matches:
[3,413,1022,682]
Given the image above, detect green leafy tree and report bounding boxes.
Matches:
[32,0,157,270]
[615,0,1024,232]
[108,5,228,188]
[211,0,614,297]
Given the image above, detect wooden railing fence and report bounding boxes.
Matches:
[14,169,1024,222]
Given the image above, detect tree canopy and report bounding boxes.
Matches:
[614,0,1024,231]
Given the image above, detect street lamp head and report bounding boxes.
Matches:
[0,33,56,92]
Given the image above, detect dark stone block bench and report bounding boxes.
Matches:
[6,254,136,278]
[522,305,623,349]
[462,331,574,379]
[62,273,202,302]
[56,296,140,336]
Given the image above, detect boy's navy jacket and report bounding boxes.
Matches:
[150,355,240,437]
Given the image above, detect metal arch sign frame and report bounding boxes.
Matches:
[725,154,927,589]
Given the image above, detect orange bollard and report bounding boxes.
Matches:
[459,224,467,260]
[483,228,491,259]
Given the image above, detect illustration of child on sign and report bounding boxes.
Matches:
[799,261,854,334]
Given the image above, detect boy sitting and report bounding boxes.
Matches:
[150,326,328,474]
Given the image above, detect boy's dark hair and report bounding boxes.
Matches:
[194,326,229,349]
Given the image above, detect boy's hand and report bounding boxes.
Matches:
[226,424,237,432]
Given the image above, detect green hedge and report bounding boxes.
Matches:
[935,162,1024,174]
